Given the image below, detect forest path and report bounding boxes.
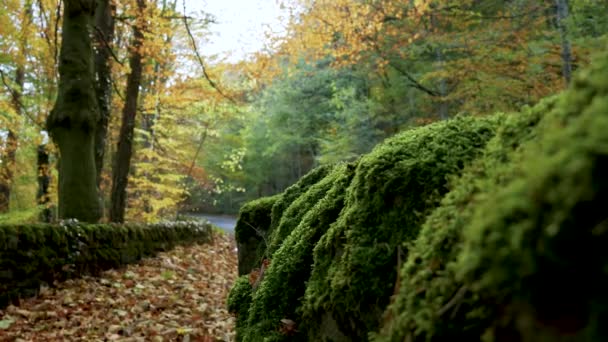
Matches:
[0,233,238,342]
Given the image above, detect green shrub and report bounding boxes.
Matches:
[301,116,498,340]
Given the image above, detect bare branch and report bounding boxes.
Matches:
[186,123,209,179]
[0,69,44,129]
[437,285,468,317]
[94,25,125,66]
[389,62,441,97]
[181,0,236,104]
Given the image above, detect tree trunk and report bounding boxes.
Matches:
[555,0,572,85]
[436,47,449,120]
[109,0,146,223]
[93,0,115,189]
[37,144,53,222]
[430,11,449,120]
[46,0,102,222]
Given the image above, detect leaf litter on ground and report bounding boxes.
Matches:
[0,232,238,341]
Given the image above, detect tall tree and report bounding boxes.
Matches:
[46,0,102,222]
[110,0,146,223]
[94,0,115,189]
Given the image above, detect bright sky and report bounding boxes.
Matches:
[184,0,290,62]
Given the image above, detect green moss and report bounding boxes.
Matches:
[236,195,281,243]
[456,52,608,341]
[266,164,338,256]
[373,96,557,342]
[235,194,281,275]
[269,164,334,238]
[241,162,356,342]
[228,275,254,340]
[233,164,334,276]
[301,116,498,340]
[0,221,213,308]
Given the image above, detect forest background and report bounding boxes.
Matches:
[1,0,607,222]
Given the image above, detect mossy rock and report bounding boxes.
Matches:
[373,96,558,342]
[266,163,339,256]
[241,162,357,342]
[228,51,608,342]
[301,116,498,340]
[227,275,254,340]
[235,195,281,276]
[269,164,334,240]
[456,52,608,342]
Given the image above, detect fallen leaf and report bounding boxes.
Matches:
[0,318,15,329]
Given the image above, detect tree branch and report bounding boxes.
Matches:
[94,25,124,66]
[389,62,441,97]
[0,69,43,129]
[181,0,236,104]
[186,123,209,179]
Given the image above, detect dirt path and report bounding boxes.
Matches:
[0,233,238,341]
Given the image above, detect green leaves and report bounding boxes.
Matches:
[0,317,14,329]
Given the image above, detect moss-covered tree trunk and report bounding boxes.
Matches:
[109,0,145,223]
[93,0,115,188]
[46,0,102,222]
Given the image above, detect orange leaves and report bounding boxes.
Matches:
[0,233,239,341]
[248,268,261,285]
[248,259,271,285]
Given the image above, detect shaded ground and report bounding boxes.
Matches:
[0,233,238,341]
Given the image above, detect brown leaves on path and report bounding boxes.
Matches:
[0,232,238,341]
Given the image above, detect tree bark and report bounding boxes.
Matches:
[93,0,115,189]
[46,0,102,222]
[555,0,572,85]
[37,144,53,222]
[110,0,146,223]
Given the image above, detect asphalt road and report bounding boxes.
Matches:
[187,213,238,233]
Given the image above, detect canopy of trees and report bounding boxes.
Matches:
[0,0,607,221]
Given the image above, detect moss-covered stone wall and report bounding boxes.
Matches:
[0,220,212,308]
[229,52,608,342]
